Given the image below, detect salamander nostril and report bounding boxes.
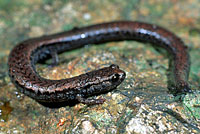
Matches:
[119,71,126,80]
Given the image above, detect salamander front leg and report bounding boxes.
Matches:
[76,94,105,105]
[50,49,59,67]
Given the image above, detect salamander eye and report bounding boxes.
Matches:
[110,64,119,69]
[112,73,120,82]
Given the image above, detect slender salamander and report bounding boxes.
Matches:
[8,21,192,105]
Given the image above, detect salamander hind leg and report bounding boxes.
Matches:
[179,85,193,94]
[171,84,193,96]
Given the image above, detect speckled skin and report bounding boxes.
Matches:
[8,21,191,104]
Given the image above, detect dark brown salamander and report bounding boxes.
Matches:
[8,21,192,105]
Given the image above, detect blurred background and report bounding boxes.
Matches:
[0,0,200,133]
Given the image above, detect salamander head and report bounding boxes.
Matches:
[83,64,126,96]
[107,64,126,86]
